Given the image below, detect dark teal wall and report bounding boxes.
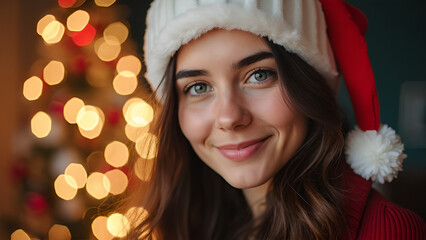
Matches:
[341,0,426,165]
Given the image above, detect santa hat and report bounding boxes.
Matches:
[143,0,406,183]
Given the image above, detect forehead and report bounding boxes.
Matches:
[176,29,270,69]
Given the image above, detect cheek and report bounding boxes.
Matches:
[178,105,212,145]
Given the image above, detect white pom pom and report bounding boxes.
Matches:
[345,124,407,184]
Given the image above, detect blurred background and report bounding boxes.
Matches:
[0,0,425,239]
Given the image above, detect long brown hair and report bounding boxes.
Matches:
[122,39,346,240]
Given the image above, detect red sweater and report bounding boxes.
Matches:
[343,165,426,239]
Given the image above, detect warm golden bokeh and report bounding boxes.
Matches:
[91,216,114,240]
[116,55,142,76]
[105,169,128,195]
[94,0,116,7]
[124,99,154,128]
[63,97,85,124]
[112,71,138,95]
[86,172,110,200]
[77,106,105,139]
[135,133,158,160]
[76,105,100,131]
[134,158,154,182]
[103,22,128,44]
[37,14,56,35]
[43,60,65,85]
[67,10,90,31]
[94,37,121,62]
[64,163,87,189]
[124,124,149,143]
[48,224,71,240]
[106,213,129,238]
[54,174,78,200]
[10,229,31,240]
[23,76,43,101]
[42,20,65,44]
[31,111,52,138]
[104,141,129,168]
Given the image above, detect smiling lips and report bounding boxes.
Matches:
[216,136,270,162]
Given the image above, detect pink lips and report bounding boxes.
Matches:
[216,136,270,162]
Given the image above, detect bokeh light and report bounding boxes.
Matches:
[112,71,138,95]
[11,229,31,240]
[126,206,148,227]
[54,174,78,200]
[31,111,52,138]
[76,105,105,139]
[67,10,89,31]
[136,133,158,160]
[42,20,65,44]
[125,207,152,239]
[124,124,149,142]
[116,55,142,76]
[104,141,129,168]
[86,172,110,200]
[91,216,114,240]
[123,99,154,128]
[107,213,129,238]
[71,24,96,46]
[63,97,85,124]
[43,60,65,85]
[105,169,128,195]
[23,76,43,101]
[94,0,116,7]
[103,22,128,44]
[76,105,100,131]
[94,37,121,62]
[37,14,56,35]
[134,158,154,181]
[64,163,87,188]
[48,224,71,240]
[58,0,76,8]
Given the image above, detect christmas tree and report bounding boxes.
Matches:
[11,0,154,239]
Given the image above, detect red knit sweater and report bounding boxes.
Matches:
[343,165,426,239]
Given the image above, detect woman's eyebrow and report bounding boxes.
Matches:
[176,69,208,80]
[233,51,274,70]
[175,51,273,80]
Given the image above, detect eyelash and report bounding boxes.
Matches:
[183,81,212,96]
[182,68,277,96]
[246,68,277,85]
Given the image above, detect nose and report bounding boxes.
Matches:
[214,93,252,131]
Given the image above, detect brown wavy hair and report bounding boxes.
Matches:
[121,39,346,240]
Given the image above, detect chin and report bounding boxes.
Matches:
[223,173,270,189]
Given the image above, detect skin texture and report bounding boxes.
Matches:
[175,29,308,210]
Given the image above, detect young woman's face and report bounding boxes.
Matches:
[176,29,308,189]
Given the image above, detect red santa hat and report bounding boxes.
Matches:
[143,0,406,183]
[319,0,406,183]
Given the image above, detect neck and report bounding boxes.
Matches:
[242,180,270,218]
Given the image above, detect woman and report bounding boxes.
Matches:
[122,0,426,239]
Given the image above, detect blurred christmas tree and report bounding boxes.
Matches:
[11,0,155,239]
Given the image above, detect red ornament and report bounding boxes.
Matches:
[58,0,76,8]
[10,161,27,183]
[70,57,88,74]
[49,101,65,117]
[106,108,121,126]
[26,192,48,215]
[71,24,97,47]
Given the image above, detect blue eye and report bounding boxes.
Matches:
[247,69,274,83]
[185,82,212,96]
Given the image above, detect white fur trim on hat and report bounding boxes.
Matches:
[345,124,407,184]
[144,0,339,98]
